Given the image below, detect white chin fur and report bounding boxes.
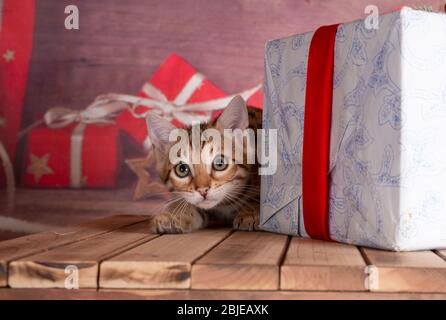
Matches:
[184,183,238,210]
[184,192,223,210]
[195,199,221,210]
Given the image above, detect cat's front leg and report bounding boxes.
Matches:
[233,207,260,231]
[149,208,206,234]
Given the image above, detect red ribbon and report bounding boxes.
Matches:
[302,24,339,240]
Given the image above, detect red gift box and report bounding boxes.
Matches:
[0,0,35,188]
[247,89,263,109]
[22,123,120,188]
[116,53,228,147]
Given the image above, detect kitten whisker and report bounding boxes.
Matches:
[171,199,187,217]
[223,195,244,213]
[227,190,261,203]
[224,193,257,211]
[150,196,184,213]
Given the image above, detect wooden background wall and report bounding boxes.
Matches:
[22,0,444,126]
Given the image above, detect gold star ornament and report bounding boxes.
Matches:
[126,153,166,201]
[26,153,54,183]
[3,49,15,63]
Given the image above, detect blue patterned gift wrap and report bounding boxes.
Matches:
[260,7,446,251]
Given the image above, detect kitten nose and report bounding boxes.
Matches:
[198,188,209,199]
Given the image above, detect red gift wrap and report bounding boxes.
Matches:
[116,53,227,147]
[22,124,120,188]
[0,0,35,187]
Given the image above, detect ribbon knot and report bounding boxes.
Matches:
[149,101,177,121]
[43,99,129,129]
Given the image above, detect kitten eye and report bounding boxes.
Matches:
[174,162,190,178]
[212,155,229,171]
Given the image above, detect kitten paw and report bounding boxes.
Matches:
[149,213,178,234]
[149,212,203,234]
[233,211,260,231]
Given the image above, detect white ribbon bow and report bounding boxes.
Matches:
[43,100,129,129]
[41,79,261,129]
[97,83,262,127]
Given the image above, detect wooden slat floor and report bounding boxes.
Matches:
[1,214,446,299]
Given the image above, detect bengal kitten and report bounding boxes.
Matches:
[146,96,262,233]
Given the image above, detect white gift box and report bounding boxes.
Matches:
[260,7,446,251]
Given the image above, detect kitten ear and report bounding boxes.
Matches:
[216,95,249,130]
[146,111,177,152]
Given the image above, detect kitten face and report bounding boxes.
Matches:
[147,96,256,211]
[167,136,250,210]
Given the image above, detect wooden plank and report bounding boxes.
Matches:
[362,248,446,293]
[0,215,147,287]
[192,231,288,290]
[8,221,157,289]
[2,288,446,300]
[99,289,446,300]
[100,229,231,289]
[281,238,367,291]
